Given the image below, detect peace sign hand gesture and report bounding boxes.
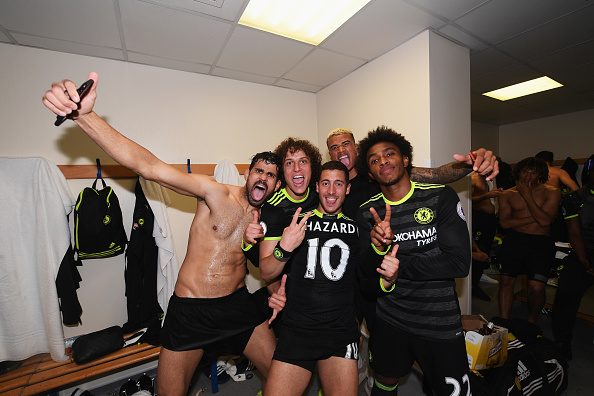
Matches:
[279,207,312,253]
[369,203,394,250]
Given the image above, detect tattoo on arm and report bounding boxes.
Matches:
[410,162,471,184]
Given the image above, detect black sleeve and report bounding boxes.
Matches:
[261,204,288,240]
[398,187,471,280]
[356,205,389,297]
[243,242,260,267]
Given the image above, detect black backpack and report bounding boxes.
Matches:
[74,177,127,259]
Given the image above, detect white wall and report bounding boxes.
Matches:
[498,108,594,163]
[317,30,473,313]
[316,32,431,164]
[0,43,317,337]
[427,32,472,313]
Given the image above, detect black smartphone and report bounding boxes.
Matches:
[54,79,94,126]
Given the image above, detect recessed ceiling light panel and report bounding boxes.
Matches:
[483,76,563,101]
[239,0,371,45]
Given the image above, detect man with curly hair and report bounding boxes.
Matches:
[498,157,562,323]
[356,126,471,396]
[325,127,498,342]
[243,138,323,278]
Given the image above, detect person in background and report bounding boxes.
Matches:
[471,171,503,301]
[535,151,579,243]
[552,157,594,360]
[535,151,579,192]
[497,157,562,324]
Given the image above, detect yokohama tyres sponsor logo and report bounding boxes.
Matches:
[393,226,437,246]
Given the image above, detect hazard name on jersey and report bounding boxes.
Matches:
[306,218,357,235]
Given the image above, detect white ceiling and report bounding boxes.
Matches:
[1,0,593,125]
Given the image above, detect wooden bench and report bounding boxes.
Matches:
[0,343,160,396]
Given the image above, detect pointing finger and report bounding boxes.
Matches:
[278,274,287,296]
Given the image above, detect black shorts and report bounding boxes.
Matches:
[273,323,360,372]
[370,319,470,396]
[160,286,267,353]
[498,230,554,282]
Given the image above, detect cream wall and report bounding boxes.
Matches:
[427,33,472,312]
[0,43,317,337]
[316,31,431,164]
[317,30,473,314]
[498,108,594,163]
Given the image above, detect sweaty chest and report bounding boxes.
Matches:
[208,206,250,240]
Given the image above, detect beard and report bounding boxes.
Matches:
[378,173,404,187]
[246,180,269,207]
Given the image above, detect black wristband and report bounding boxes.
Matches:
[273,242,293,262]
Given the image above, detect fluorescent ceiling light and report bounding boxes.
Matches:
[239,0,371,45]
[482,76,563,101]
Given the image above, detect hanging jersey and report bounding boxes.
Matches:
[283,209,359,332]
[358,182,470,341]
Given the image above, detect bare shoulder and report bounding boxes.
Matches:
[548,166,565,175]
[498,187,516,205]
[226,184,244,199]
[542,184,562,197]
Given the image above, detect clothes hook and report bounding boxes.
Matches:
[96,158,102,179]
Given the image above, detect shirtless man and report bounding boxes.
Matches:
[498,157,562,323]
[42,72,284,396]
[535,150,579,191]
[535,151,578,242]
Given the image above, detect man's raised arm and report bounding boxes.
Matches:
[42,72,226,202]
[410,148,499,184]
